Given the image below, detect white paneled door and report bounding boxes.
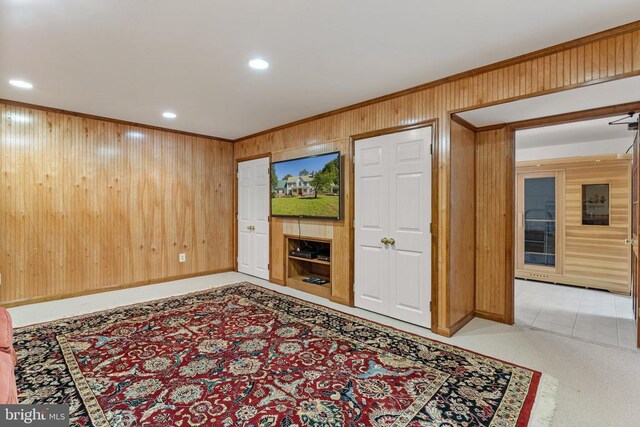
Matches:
[354,127,432,327]
[237,157,270,280]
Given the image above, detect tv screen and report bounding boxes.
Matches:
[271,151,341,219]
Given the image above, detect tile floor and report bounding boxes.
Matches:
[515,278,637,349]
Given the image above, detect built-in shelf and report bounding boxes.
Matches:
[288,255,331,266]
[285,235,332,300]
[287,274,331,299]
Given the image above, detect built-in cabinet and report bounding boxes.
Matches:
[285,236,332,299]
[516,155,631,294]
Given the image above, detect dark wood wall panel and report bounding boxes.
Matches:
[234,24,640,333]
[475,127,515,323]
[1,103,234,305]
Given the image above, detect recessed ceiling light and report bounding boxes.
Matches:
[249,58,269,70]
[9,79,33,89]
[162,112,177,119]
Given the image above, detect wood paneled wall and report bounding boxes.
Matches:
[475,127,515,323]
[235,24,640,334]
[0,103,234,306]
[448,121,476,332]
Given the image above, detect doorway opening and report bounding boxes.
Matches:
[514,116,636,349]
[453,74,640,349]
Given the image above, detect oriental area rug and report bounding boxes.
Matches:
[13,283,554,426]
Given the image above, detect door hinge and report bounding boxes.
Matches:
[429,301,433,311]
[352,153,356,164]
[430,144,433,155]
[430,223,435,234]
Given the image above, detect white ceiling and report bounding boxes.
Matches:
[516,116,635,149]
[1,1,639,139]
[457,75,640,127]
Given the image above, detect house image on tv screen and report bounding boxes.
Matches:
[270,152,341,219]
[277,175,314,196]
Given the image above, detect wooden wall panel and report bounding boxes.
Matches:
[234,25,640,334]
[0,103,234,305]
[475,127,515,323]
[448,121,476,333]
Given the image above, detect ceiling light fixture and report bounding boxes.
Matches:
[249,58,269,70]
[9,79,33,89]
[162,112,177,119]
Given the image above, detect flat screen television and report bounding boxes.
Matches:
[271,151,341,219]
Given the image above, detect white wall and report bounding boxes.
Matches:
[515,137,632,162]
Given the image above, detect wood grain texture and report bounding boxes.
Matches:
[516,155,631,294]
[0,98,234,143]
[449,121,476,329]
[0,103,234,305]
[234,26,640,334]
[475,127,515,324]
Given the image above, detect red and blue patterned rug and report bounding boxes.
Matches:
[14,283,548,426]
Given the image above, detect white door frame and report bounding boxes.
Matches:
[352,123,435,328]
[236,155,271,280]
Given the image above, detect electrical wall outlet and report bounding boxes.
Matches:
[179,253,186,263]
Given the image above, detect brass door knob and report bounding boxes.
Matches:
[625,238,637,245]
[247,225,252,230]
[381,237,389,245]
[388,238,395,245]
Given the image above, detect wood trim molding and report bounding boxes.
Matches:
[474,309,510,324]
[449,70,640,120]
[233,153,272,275]
[450,114,478,132]
[349,120,440,331]
[0,98,234,143]
[475,123,511,132]
[471,98,640,133]
[508,101,640,131]
[329,295,351,305]
[350,119,437,141]
[2,268,234,309]
[447,311,475,336]
[236,20,640,142]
